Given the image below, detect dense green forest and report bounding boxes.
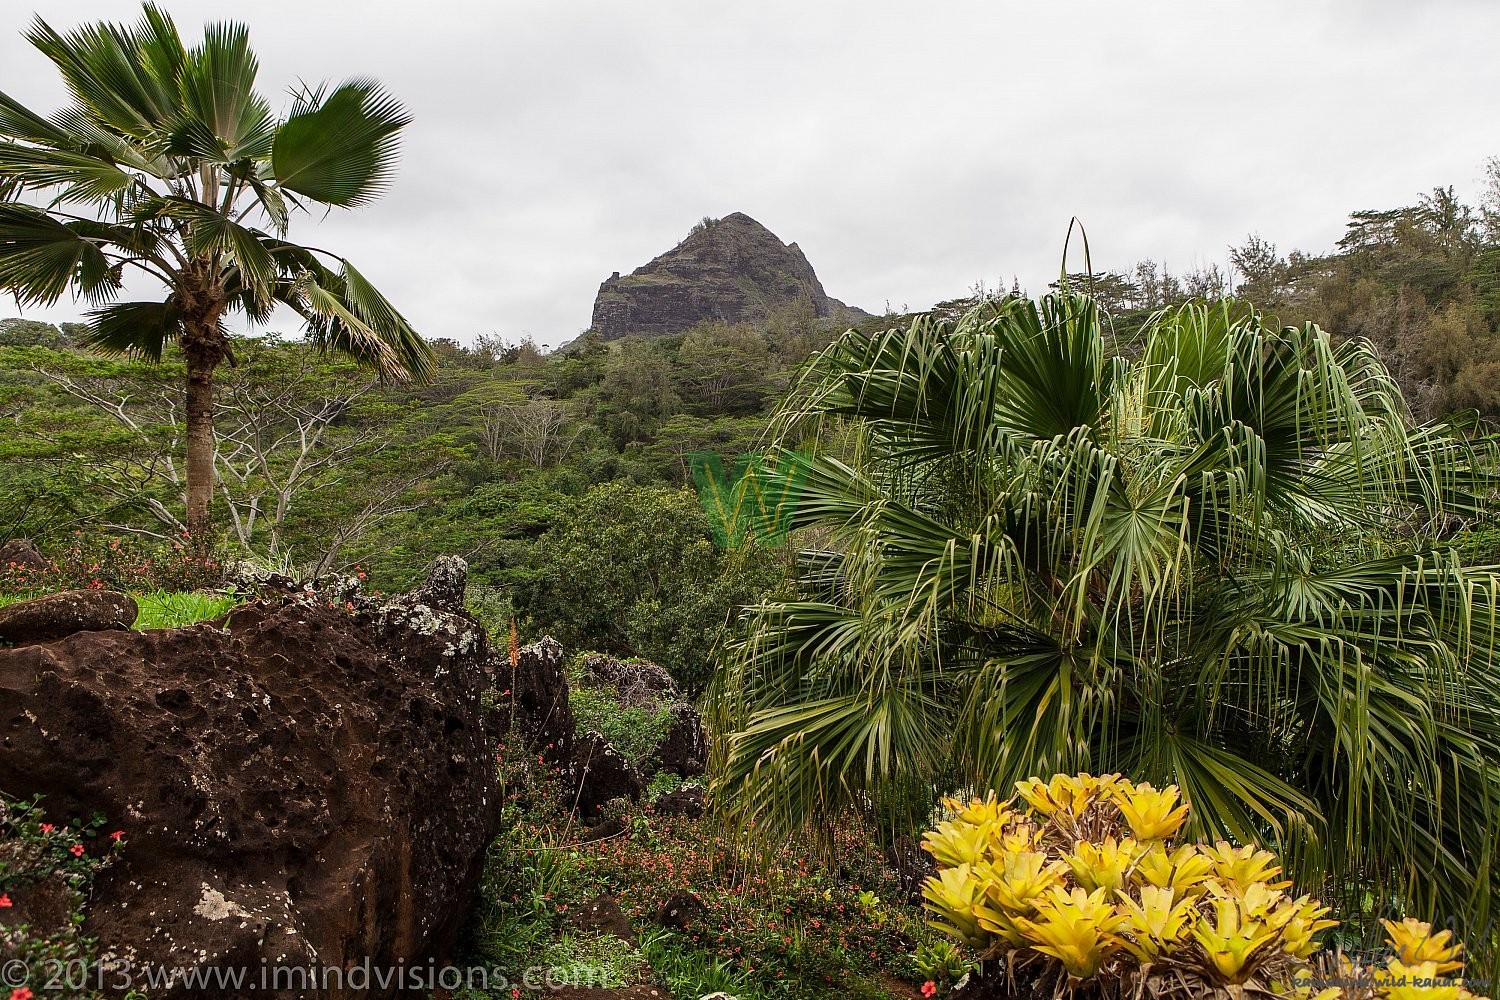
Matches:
[3,169,1500,689]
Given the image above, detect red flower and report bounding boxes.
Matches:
[70,843,85,857]
[109,830,124,841]
[38,823,53,834]
[12,988,35,1000]
[922,982,938,998]
[0,893,11,907]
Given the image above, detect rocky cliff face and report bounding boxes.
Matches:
[588,212,868,340]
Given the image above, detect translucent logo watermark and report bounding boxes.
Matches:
[690,449,808,548]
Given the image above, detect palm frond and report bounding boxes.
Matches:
[0,203,119,307]
[79,299,182,361]
[25,8,185,145]
[170,18,273,163]
[271,79,408,207]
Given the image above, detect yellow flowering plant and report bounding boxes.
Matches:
[918,773,1489,1000]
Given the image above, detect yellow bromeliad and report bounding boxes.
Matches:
[944,792,1013,828]
[916,773,1487,999]
[977,848,1068,915]
[1134,839,1218,893]
[1378,960,1468,1000]
[921,863,987,947]
[1013,885,1127,979]
[1190,891,1293,984]
[1113,782,1190,841]
[1200,841,1293,895]
[1278,896,1338,960]
[1134,841,1216,895]
[1382,918,1464,974]
[1115,884,1195,963]
[922,816,1000,868]
[1066,836,1141,893]
[1015,772,1123,821]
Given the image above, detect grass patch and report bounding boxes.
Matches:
[638,929,760,998]
[131,590,239,629]
[461,738,941,999]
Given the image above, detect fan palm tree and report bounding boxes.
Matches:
[714,293,1500,938]
[0,5,434,536]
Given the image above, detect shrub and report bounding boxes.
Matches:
[0,533,224,596]
[919,773,1491,999]
[0,795,132,1000]
[569,683,675,770]
[516,482,787,692]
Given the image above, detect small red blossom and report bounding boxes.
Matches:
[38,823,53,833]
[70,843,85,857]
[12,988,35,1000]
[110,830,124,841]
[0,893,12,907]
[923,982,938,998]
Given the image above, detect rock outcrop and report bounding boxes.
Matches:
[649,702,707,779]
[587,212,868,340]
[568,731,646,818]
[0,564,498,998]
[579,652,677,709]
[0,589,137,646]
[502,645,716,819]
[651,786,705,819]
[504,636,575,764]
[565,894,635,944]
[653,890,706,932]
[0,538,47,570]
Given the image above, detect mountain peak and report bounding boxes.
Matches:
[588,214,867,340]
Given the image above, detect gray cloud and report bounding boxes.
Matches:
[4,0,1497,346]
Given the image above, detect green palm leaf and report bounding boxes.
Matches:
[271,80,409,207]
[0,204,118,306]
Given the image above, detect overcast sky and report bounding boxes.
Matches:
[4,0,1498,347]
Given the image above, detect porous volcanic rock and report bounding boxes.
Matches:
[0,589,136,646]
[568,731,645,818]
[579,652,677,709]
[587,212,868,341]
[565,893,635,943]
[649,702,707,779]
[651,785,705,819]
[0,566,499,998]
[653,890,706,931]
[502,636,575,765]
[0,538,47,570]
[409,554,468,611]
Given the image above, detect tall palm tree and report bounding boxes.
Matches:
[714,293,1500,938]
[0,5,434,536]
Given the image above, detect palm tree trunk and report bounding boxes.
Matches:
[183,340,217,539]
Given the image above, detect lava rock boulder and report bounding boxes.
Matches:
[0,589,137,647]
[0,570,498,998]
